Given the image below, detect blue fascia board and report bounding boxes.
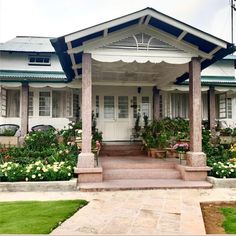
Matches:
[148,17,183,37]
[176,45,236,84]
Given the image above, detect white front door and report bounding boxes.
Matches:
[103,95,130,141]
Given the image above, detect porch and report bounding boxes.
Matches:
[78,142,212,191]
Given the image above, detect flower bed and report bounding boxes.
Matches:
[210,162,236,178]
[0,161,73,182]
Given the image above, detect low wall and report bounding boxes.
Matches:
[207,176,236,188]
[0,136,19,146]
[0,179,77,192]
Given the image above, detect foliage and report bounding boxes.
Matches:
[24,129,58,151]
[143,114,149,129]
[210,161,236,178]
[0,161,74,182]
[59,121,82,144]
[221,207,236,234]
[0,128,16,136]
[0,200,88,234]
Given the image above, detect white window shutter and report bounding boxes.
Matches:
[0,87,7,117]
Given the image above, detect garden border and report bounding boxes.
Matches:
[207,176,236,188]
[0,178,77,192]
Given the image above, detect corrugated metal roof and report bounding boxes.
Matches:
[0,36,55,53]
[182,76,236,86]
[0,70,66,82]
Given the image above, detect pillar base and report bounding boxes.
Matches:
[77,152,95,168]
[186,151,206,167]
[74,167,103,183]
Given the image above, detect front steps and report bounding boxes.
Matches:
[99,142,144,156]
[78,143,212,191]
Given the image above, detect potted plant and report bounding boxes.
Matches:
[173,142,189,163]
[155,133,168,158]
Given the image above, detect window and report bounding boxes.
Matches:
[132,96,137,118]
[52,91,66,117]
[39,92,50,116]
[118,96,128,118]
[160,94,163,118]
[6,90,20,117]
[28,55,51,66]
[218,94,233,119]
[171,93,189,118]
[104,96,114,119]
[95,95,99,118]
[1,88,6,117]
[28,91,34,116]
[227,98,232,119]
[73,93,80,118]
[141,97,150,117]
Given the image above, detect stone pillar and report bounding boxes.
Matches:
[21,82,29,136]
[208,86,216,132]
[180,58,210,181]
[153,86,160,120]
[77,53,95,168]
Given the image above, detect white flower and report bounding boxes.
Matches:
[25,178,29,181]
[36,167,41,170]
[32,174,36,179]
[38,173,41,177]
[59,150,63,154]
[7,167,11,170]
[65,149,69,154]
[77,129,82,134]
[68,173,71,176]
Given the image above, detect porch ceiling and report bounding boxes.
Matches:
[51,7,235,83]
[92,59,188,87]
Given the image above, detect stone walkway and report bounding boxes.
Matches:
[0,188,236,235]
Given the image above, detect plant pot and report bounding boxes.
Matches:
[149,148,157,158]
[178,152,186,160]
[155,150,166,158]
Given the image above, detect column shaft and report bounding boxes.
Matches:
[21,83,29,136]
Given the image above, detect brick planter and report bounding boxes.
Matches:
[207,176,236,188]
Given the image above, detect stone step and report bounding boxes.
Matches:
[103,168,181,180]
[78,179,213,192]
[100,149,144,157]
[100,156,176,169]
[101,144,143,151]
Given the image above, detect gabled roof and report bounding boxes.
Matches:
[0,36,55,53]
[51,7,235,83]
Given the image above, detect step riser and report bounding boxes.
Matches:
[101,162,176,169]
[103,170,181,180]
[100,150,144,156]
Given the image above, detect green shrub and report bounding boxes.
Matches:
[210,161,236,178]
[24,130,58,151]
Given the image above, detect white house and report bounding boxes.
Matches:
[0,8,235,182]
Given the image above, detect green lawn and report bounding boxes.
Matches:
[0,200,88,234]
[221,207,236,234]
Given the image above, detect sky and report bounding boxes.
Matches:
[0,0,235,43]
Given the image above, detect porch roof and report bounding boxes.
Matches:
[0,70,66,82]
[51,7,235,83]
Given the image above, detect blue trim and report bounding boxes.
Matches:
[108,19,139,34]
[176,45,236,84]
[148,17,183,37]
[50,37,74,82]
[71,31,103,48]
[183,33,217,53]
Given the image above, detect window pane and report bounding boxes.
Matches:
[73,93,80,118]
[227,98,232,119]
[39,92,50,116]
[171,93,189,119]
[219,94,226,118]
[142,96,149,117]
[1,88,7,117]
[6,90,20,117]
[133,96,137,118]
[118,96,128,118]
[28,91,33,116]
[96,95,99,118]
[104,96,114,119]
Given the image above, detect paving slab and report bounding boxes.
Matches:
[0,188,235,235]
